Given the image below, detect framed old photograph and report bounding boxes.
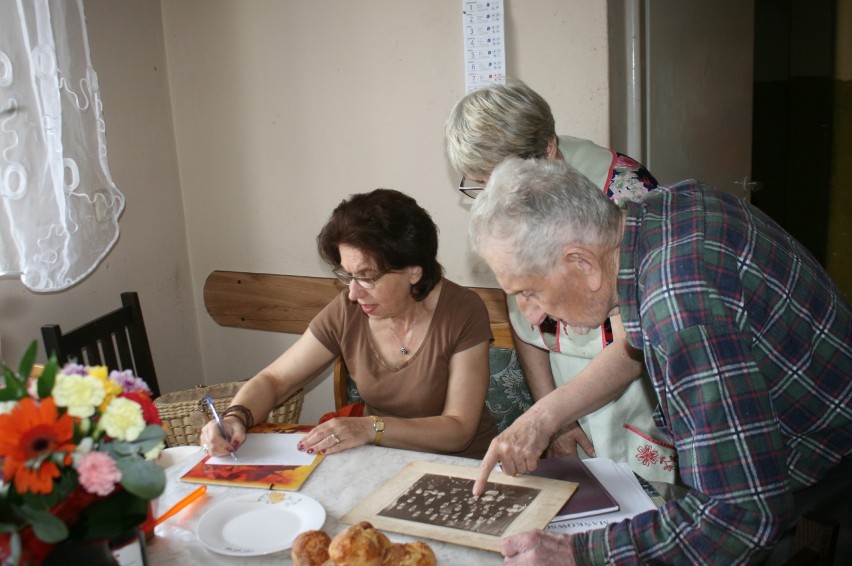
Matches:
[341,461,577,552]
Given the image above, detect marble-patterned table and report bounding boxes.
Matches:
[146,443,504,565]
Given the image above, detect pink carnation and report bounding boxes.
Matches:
[75,451,122,496]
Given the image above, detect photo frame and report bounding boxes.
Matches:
[342,461,577,552]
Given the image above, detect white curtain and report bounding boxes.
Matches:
[0,0,124,292]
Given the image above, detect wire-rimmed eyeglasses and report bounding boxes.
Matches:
[458,176,484,199]
[332,268,396,290]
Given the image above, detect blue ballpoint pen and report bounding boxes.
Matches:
[203,395,239,462]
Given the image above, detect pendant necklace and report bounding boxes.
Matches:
[389,304,420,355]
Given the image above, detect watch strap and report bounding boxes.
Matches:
[370,415,384,445]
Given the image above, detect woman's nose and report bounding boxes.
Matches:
[347,280,365,300]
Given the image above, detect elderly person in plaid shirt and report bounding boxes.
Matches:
[469,157,851,565]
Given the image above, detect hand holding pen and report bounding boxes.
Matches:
[203,395,239,462]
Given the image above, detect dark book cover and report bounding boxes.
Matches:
[529,456,620,521]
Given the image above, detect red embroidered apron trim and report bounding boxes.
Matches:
[623,423,676,449]
[602,147,617,196]
[624,423,678,471]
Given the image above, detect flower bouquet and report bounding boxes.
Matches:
[0,342,166,565]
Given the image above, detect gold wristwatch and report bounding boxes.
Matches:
[370,415,384,445]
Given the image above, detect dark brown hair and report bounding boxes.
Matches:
[317,189,443,300]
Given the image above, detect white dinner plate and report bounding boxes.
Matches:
[196,491,326,556]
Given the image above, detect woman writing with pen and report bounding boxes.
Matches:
[199,189,497,459]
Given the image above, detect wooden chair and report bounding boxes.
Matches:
[781,514,839,566]
[41,292,161,398]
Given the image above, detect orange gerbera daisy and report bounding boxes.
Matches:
[0,397,76,495]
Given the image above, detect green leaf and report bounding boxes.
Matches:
[106,440,138,458]
[0,522,21,534]
[19,507,69,543]
[37,355,59,399]
[135,424,166,443]
[0,366,24,401]
[70,490,147,541]
[108,425,166,458]
[115,458,165,500]
[17,468,77,511]
[133,425,166,452]
[17,341,38,384]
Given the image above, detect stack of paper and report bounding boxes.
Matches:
[545,458,656,534]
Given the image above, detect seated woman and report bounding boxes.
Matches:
[200,189,497,459]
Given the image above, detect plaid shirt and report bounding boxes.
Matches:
[573,181,852,565]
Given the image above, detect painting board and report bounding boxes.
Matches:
[342,461,577,552]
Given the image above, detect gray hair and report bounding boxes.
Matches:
[445,80,556,180]
[468,157,622,276]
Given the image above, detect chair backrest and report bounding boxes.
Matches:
[41,292,160,398]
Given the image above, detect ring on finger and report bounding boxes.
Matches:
[202,444,210,453]
[330,433,341,445]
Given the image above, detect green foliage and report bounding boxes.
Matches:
[0,340,167,556]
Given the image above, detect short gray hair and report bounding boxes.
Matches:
[468,157,622,276]
[445,80,556,180]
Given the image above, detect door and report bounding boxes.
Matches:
[645,0,756,198]
[609,1,756,200]
[609,0,836,264]
[750,0,835,266]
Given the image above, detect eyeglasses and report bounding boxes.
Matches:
[458,176,484,199]
[332,268,395,290]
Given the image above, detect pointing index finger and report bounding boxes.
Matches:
[473,446,501,496]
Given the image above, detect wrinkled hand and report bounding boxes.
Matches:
[199,417,244,457]
[501,530,577,565]
[473,411,551,496]
[296,417,373,455]
[547,422,595,458]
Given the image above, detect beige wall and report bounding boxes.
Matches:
[0,1,609,423]
[162,0,609,421]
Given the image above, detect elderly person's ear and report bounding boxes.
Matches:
[408,266,423,284]
[563,246,607,292]
[545,135,560,159]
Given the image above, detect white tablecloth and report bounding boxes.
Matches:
[146,444,504,565]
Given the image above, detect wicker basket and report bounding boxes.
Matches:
[154,381,304,447]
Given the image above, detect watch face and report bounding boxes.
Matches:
[374,418,385,432]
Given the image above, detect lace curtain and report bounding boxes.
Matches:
[0,0,124,292]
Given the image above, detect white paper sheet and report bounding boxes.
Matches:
[206,433,315,466]
[545,458,657,534]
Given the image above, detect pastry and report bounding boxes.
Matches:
[381,542,437,566]
[328,522,390,566]
[291,530,332,566]
[297,523,436,566]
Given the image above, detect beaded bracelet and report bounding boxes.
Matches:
[223,405,254,431]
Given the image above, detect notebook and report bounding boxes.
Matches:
[180,423,324,491]
[529,455,620,521]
